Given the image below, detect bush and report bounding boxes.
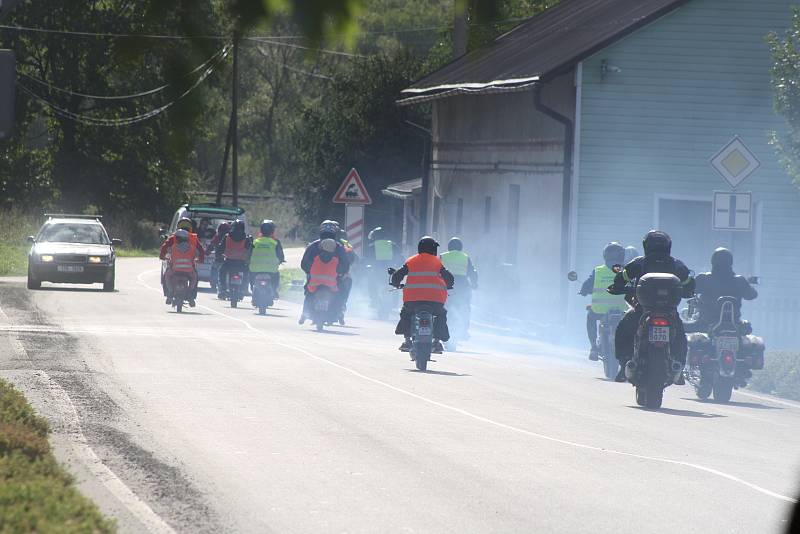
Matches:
[748,352,800,401]
[0,379,114,532]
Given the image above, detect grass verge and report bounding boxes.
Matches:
[748,352,800,401]
[0,379,115,532]
[0,243,28,277]
[115,247,160,258]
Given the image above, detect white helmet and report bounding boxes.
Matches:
[320,238,337,253]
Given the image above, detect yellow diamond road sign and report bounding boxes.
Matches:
[710,136,760,189]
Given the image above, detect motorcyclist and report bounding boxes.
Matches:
[579,242,627,361]
[608,230,694,383]
[391,236,454,354]
[687,247,757,332]
[216,219,252,299]
[300,221,350,324]
[366,227,399,308]
[624,245,640,265]
[160,217,199,299]
[440,237,478,338]
[332,221,356,325]
[249,220,285,300]
[161,229,204,306]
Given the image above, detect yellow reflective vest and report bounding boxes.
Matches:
[591,265,627,314]
[440,250,469,276]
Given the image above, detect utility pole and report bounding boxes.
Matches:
[231,33,240,207]
[0,0,23,140]
[216,110,234,206]
[453,0,469,58]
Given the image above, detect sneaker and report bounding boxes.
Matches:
[433,340,444,354]
[399,340,412,352]
[165,297,172,305]
[614,367,627,383]
[589,348,600,361]
[189,299,196,308]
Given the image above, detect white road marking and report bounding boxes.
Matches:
[0,298,176,534]
[736,391,800,410]
[137,269,799,505]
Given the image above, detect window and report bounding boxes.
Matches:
[456,198,464,235]
[38,223,109,245]
[484,196,492,233]
[506,185,520,264]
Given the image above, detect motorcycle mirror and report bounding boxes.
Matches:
[387,267,396,276]
[26,235,35,244]
[612,264,622,274]
[747,276,759,285]
[567,271,578,282]
[688,269,696,277]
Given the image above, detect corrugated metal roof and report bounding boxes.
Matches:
[400,0,689,103]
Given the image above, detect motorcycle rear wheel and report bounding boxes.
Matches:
[643,360,665,409]
[414,345,430,371]
[696,381,712,400]
[176,300,183,313]
[712,378,734,403]
[316,322,324,332]
[602,356,619,380]
[259,306,267,315]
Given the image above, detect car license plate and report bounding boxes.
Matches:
[648,326,669,343]
[716,337,739,352]
[57,265,84,273]
[418,326,432,336]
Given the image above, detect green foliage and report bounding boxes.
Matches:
[748,352,800,401]
[284,51,426,225]
[769,8,800,187]
[0,379,115,533]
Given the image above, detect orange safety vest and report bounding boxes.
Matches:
[308,255,339,293]
[170,241,198,273]
[224,235,248,260]
[403,253,448,303]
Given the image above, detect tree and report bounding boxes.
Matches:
[284,51,426,228]
[770,8,800,187]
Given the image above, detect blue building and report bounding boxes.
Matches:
[399,0,799,347]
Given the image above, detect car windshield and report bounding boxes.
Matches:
[191,215,238,240]
[38,223,109,244]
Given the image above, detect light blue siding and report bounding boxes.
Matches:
[575,0,799,346]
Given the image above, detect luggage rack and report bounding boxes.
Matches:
[44,213,103,221]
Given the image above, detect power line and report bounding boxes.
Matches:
[0,22,228,40]
[246,37,368,59]
[255,46,334,81]
[19,47,227,126]
[18,45,229,101]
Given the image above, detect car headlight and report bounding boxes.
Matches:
[40,254,54,263]
[88,256,107,264]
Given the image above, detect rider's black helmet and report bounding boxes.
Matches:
[260,220,275,237]
[319,221,337,239]
[603,242,625,266]
[418,236,439,255]
[642,230,672,256]
[711,247,734,274]
[447,237,463,251]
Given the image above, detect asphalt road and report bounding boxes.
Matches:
[1,257,798,533]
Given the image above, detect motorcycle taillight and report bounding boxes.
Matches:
[722,352,735,365]
[651,317,670,327]
[419,319,430,327]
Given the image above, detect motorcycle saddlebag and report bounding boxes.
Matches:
[741,335,765,370]
[635,273,682,309]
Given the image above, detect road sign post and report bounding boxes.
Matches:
[333,168,372,256]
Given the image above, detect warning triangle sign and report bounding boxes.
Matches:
[333,168,372,205]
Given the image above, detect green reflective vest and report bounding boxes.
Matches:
[249,237,280,273]
[440,250,469,276]
[374,239,394,261]
[591,265,627,313]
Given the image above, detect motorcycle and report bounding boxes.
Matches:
[445,287,470,352]
[685,297,765,403]
[411,305,435,371]
[625,273,685,409]
[251,273,274,315]
[171,273,192,313]
[310,285,337,331]
[597,308,624,380]
[568,270,626,378]
[227,269,245,308]
[366,263,395,320]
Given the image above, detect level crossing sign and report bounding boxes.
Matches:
[713,191,752,231]
[333,168,372,205]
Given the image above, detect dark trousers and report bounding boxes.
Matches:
[338,275,352,313]
[218,259,247,292]
[615,307,687,365]
[586,310,603,347]
[396,301,449,341]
